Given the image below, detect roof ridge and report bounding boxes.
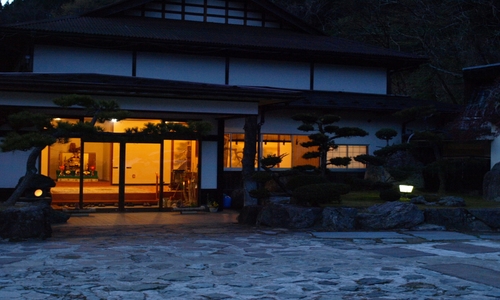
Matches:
[83,0,325,36]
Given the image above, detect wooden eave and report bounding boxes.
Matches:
[0,73,303,105]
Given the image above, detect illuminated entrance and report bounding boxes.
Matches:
[43,118,200,211]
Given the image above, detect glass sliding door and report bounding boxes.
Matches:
[123,143,161,209]
[162,140,199,209]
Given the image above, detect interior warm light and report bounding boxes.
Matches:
[34,189,43,197]
[399,185,414,193]
[111,118,118,123]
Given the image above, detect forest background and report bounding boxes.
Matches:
[1,0,499,105]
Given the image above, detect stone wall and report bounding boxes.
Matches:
[239,203,500,232]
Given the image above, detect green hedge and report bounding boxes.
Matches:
[379,188,401,201]
[285,175,329,191]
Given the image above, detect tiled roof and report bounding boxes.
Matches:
[0,72,302,103]
[0,73,457,114]
[2,16,426,69]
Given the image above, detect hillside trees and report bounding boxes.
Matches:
[0,0,118,24]
[272,0,500,105]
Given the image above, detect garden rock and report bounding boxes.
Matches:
[268,196,291,204]
[438,196,465,207]
[424,208,467,231]
[424,208,490,231]
[0,201,52,240]
[237,205,262,225]
[364,165,390,183]
[410,195,428,205]
[357,202,424,230]
[483,162,500,201]
[468,209,500,230]
[256,204,322,229]
[322,207,357,231]
[50,208,70,224]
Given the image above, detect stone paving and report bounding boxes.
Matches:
[1,212,500,299]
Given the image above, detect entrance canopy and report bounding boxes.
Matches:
[0,73,303,119]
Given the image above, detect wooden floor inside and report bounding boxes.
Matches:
[51,181,177,208]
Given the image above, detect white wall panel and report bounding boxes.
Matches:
[229,58,310,89]
[314,64,387,94]
[0,149,32,188]
[33,45,132,75]
[137,52,226,84]
[200,141,218,189]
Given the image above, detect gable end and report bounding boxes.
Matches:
[84,0,324,34]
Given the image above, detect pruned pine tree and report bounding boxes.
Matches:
[292,114,368,176]
[0,95,128,206]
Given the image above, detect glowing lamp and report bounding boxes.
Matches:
[399,185,414,194]
[34,189,43,197]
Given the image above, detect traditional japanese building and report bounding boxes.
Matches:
[0,0,454,211]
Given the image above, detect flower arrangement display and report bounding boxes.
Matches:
[208,200,219,212]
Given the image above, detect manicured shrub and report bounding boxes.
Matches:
[379,188,401,201]
[343,177,374,191]
[249,188,270,205]
[292,183,350,207]
[249,188,270,198]
[252,171,272,184]
[372,181,394,191]
[285,175,329,191]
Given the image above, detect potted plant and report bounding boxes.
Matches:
[209,201,219,212]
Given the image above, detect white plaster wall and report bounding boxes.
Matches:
[136,52,226,84]
[225,110,404,156]
[264,111,399,155]
[229,58,310,89]
[314,64,387,94]
[0,148,32,188]
[0,92,58,107]
[33,45,132,75]
[200,141,218,189]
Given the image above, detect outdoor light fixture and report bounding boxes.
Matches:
[399,185,414,194]
[34,189,43,197]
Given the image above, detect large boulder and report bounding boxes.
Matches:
[364,165,391,183]
[424,208,467,231]
[424,208,491,231]
[237,205,263,225]
[468,209,500,230]
[438,196,466,207]
[322,207,358,231]
[256,204,322,229]
[357,202,424,230]
[0,201,52,240]
[49,208,70,224]
[483,162,500,201]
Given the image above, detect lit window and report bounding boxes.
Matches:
[261,134,291,168]
[327,145,368,169]
[224,134,245,168]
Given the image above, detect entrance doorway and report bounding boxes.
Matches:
[46,138,199,212]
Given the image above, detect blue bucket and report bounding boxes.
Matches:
[223,195,232,208]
